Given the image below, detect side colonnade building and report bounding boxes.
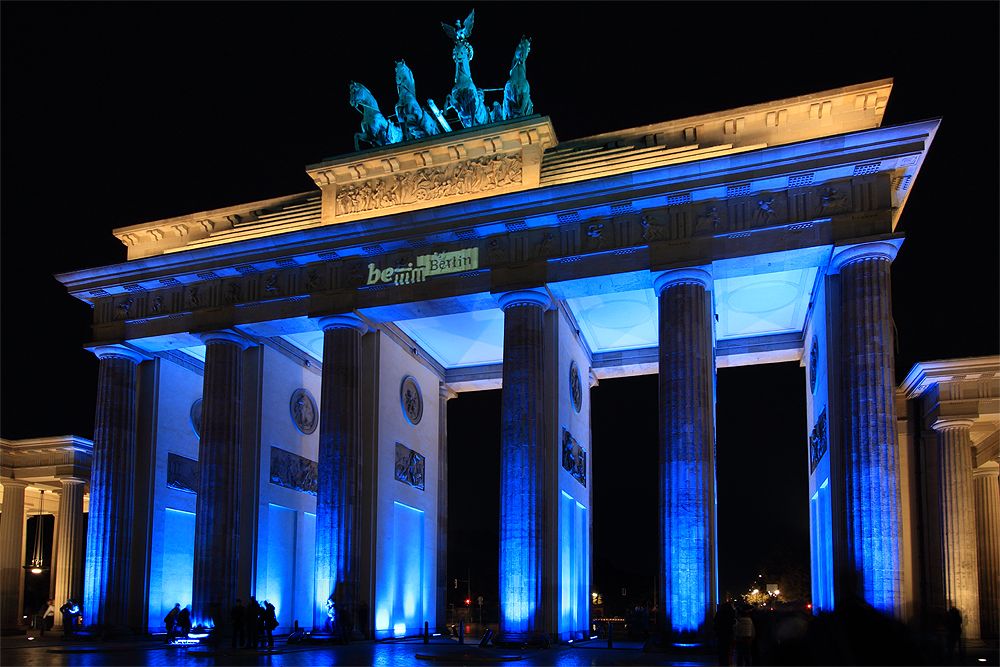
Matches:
[37,80,998,642]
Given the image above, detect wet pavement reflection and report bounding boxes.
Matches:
[1,636,716,667]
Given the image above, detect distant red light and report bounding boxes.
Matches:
[465,598,471,606]
[806,603,812,609]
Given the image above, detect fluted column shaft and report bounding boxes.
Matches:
[191,334,246,629]
[83,347,141,628]
[313,316,365,635]
[835,244,903,615]
[973,461,998,640]
[53,478,86,622]
[0,479,28,628]
[437,385,456,631]
[497,289,549,640]
[931,420,980,638]
[654,269,716,639]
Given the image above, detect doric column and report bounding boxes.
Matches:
[973,461,998,640]
[82,344,143,628]
[52,477,86,624]
[312,314,367,636]
[497,288,550,641]
[972,461,1000,639]
[653,267,717,640]
[0,478,28,628]
[930,419,980,638]
[831,242,904,615]
[437,384,456,632]
[191,331,250,631]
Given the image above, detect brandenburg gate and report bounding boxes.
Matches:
[43,63,999,646]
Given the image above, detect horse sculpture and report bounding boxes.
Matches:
[349,81,402,151]
[441,10,489,128]
[394,60,441,141]
[503,35,533,120]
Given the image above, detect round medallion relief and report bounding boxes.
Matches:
[809,335,819,394]
[190,398,203,437]
[290,388,318,435]
[400,376,423,425]
[570,360,583,413]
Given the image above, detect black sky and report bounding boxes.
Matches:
[2,2,997,615]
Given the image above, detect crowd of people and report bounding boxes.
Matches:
[163,597,278,648]
[228,597,279,649]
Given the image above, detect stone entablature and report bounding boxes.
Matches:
[109,80,900,262]
[899,356,1000,457]
[81,174,895,337]
[64,120,933,301]
[0,436,93,488]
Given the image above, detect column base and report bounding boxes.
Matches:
[642,632,708,652]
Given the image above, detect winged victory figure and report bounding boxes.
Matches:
[441,10,489,128]
[441,9,475,44]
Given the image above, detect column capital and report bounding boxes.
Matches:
[931,417,977,433]
[0,477,29,490]
[495,288,552,311]
[973,460,1000,479]
[651,266,713,295]
[88,344,147,364]
[829,240,901,274]
[193,330,255,349]
[315,313,369,334]
[56,476,88,487]
[439,384,457,401]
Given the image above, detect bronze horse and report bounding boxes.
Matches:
[349,81,402,151]
[503,35,533,120]
[394,60,441,141]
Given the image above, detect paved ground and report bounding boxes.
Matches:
[2,634,998,666]
[0,635,714,667]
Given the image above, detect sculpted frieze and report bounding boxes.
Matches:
[335,152,523,216]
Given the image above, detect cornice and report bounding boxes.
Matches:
[899,356,1000,399]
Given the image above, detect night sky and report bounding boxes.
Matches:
[2,3,996,619]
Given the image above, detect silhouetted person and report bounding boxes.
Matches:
[231,599,246,648]
[945,606,963,664]
[164,603,181,642]
[176,605,191,638]
[714,599,736,665]
[247,596,260,649]
[39,598,55,635]
[734,607,755,666]
[263,600,277,648]
[59,599,80,637]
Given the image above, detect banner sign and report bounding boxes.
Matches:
[366,247,479,286]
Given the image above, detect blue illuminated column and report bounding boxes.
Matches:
[312,314,367,636]
[831,242,903,616]
[653,267,717,641]
[82,344,144,628]
[931,418,980,638]
[191,331,251,630]
[497,288,550,641]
